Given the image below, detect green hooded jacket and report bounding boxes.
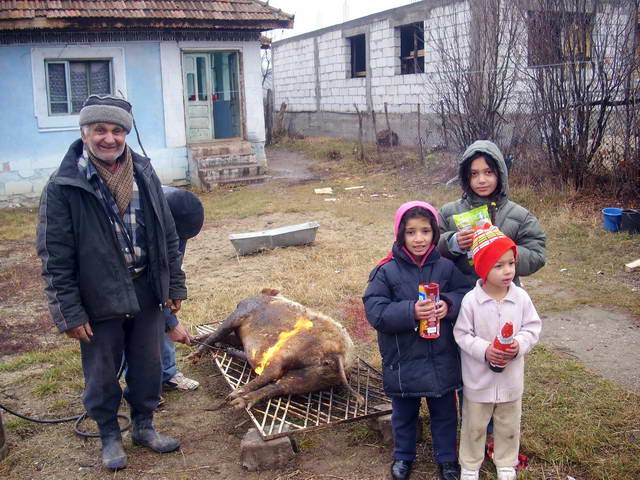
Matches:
[437,140,546,285]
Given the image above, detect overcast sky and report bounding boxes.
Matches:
[267,0,419,40]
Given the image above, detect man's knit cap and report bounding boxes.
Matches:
[471,226,517,281]
[79,94,133,132]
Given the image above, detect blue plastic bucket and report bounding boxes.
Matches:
[602,207,622,232]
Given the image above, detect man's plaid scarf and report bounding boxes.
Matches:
[78,149,147,270]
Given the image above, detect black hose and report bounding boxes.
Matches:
[0,356,131,438]
[0,403,130,438]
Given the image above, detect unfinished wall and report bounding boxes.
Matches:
[271,0,469,145]
[271,37,317,112]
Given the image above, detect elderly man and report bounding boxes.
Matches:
[36,95,187,471]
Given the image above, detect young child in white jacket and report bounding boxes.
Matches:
[454,226,541,480]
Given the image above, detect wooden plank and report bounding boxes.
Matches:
[624,258,640,272]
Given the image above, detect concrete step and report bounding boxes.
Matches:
[218,174,272,186]
[197,153,257,169]
[212,174,272,187]
[190,140,254,158]
[199,164,265,182]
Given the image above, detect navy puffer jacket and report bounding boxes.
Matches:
[363,244,471,398]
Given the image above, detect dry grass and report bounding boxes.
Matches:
[0,138,639,479]
[0,207,38,242]
[513,186,640,314]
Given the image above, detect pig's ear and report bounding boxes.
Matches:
[261,288,280,296]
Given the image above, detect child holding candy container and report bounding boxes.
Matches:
[454,226,542,480]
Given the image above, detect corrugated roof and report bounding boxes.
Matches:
[0,0,294,31]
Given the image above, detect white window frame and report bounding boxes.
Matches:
[31,46,127,131]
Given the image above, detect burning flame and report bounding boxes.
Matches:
[254,316,313,375]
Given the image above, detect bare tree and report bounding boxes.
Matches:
[424,0,523,152]
[521,0,638,190]
[261,46,273,88]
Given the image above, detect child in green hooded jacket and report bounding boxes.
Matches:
[437,140,546,287]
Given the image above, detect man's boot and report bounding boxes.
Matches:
[99,423,127,471]
[131,412,180,453]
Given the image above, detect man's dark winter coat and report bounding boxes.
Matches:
[363,245,471,398]
[36,139,186,333]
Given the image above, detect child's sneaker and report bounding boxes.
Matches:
[460,468,479,480]
[497,466,517,480]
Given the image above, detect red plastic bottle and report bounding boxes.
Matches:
[418,283,440,339]
[489,321,514,372]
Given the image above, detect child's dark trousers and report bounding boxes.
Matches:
[391,391,459,463]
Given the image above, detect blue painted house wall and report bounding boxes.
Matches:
[0,42,187,206]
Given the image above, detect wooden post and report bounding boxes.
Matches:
[354,104,365,163]
[275,101,287,136]
[417,103,425,165]
[384,102,391,133]
[0,410,8,461]
[264,89,274,145]
[371,108,378,144]
[371,108,381,161]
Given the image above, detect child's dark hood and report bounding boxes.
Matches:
[162,186,204,240]
[459,140,509,205]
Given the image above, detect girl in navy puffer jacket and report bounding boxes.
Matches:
[364,201,471,480]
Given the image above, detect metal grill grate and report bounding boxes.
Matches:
[195,323,392,440]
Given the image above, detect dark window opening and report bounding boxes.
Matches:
[527,11,593,68]
[400,22,425,74]
[349,34,366,78]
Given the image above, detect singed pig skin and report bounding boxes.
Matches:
[193,289,362,410]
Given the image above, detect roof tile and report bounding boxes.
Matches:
[0,0,294,30]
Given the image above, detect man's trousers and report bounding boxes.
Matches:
[80,272,164,428]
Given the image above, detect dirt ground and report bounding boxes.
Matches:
[1,147,639,480]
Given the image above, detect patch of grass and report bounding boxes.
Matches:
[26,353,82,397]
[295,432,320,451]
[512,186,640,314]
[4,417,32,433]
[48,398,69,412]
[1,137,638,479]
[0,207,37,241]
[523,345,640,479]
[273,136,427,177]
[33,376,59,397]
[0,346,77,373]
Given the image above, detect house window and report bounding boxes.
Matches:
[349,34,366,78]
[32,46,125,130]
[45,60,112,115]
[527,11,593,67]
[399,22,425,74]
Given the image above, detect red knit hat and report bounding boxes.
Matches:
[471,226,517,281]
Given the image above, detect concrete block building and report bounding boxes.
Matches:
[271,0,635,147]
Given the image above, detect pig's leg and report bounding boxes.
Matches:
[227,358,286,401]
[222,347,248,361]
[188,310,250,361]
[229,369,313,410]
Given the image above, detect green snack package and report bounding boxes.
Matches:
[452,205,492,265]
[452,205,492,231]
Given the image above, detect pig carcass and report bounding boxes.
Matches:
[192,289,364,410]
